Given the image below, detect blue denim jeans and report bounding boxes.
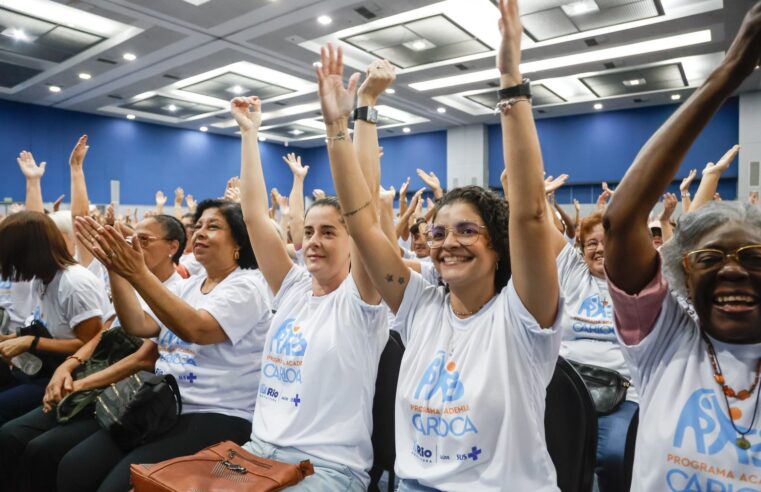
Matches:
[244,435,365,492]
[595,400,639,492]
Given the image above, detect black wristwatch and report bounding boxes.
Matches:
[498,78,532,101]
[353,106,379,124]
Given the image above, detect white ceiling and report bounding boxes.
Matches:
[1,0,758,147]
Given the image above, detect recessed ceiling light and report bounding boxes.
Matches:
[403,39,436,51]
[671,94,682,101]
[623,78,646,87]
[436,107,446,113]
[78,73,92,80]
[317,15,332,25]
[402,127,411,133]
[126,114,136,120]
[167,104,178,112]
[182,0,211,5]
[561,0,600,17]
[593,103,603,110]
[123,53,137,61]
[258,135,267,141]
[1,28,32,42]
[200,126,208,132]
[284,141,289,147]
[49,85,61,93]
[409,30,712,92]
[289,129,305,136]
[385,88,396,94]
[229,85,244,95]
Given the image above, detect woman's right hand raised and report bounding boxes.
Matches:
[230,96,262,134]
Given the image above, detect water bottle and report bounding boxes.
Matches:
[0,308,44,376]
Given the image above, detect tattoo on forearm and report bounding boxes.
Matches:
[385,273,406,285]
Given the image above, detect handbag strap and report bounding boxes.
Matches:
[162,373,182,415]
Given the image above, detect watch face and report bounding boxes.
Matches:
[366,108,379,123]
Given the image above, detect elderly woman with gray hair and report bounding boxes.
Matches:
[602,3,761,491]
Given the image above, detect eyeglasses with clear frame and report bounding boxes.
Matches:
[683,244,761,272]
[426,221,487,248]
[134,234,168,247]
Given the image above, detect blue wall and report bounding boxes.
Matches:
[0,98,291,204]
[487,98,740,201]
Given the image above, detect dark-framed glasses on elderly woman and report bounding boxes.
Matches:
[683,244,761,272]
[426,222,486,248]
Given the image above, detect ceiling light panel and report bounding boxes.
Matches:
[181,72,294,101]
[0,8,104,63]
[2,0,128,38]
[580,62,687,97]
[514,0,664,42]
[119,95,220,119]
[409,29,712,91]
[342,14,490,69]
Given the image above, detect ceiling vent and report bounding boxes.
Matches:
[163,74,181,80]
[354,6,377,20]
[585,38,599,47]
[455,63,469,71]
[97,58,117,65]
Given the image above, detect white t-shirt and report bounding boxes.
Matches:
[179,252,206,277]
[251,265,388,486]
[0,279,38,331]
[556,243,638,401]
[33,265,108,339]
[248,269,273,304]
[616,288,761,492]
[154,268,271,421]
[394,271,563,491]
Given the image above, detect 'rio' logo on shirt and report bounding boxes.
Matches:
[414,350,465,403]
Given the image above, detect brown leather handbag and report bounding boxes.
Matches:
[130,441,315,492]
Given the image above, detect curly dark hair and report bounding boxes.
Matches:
[193,199,257,269]
[432,186,511,291]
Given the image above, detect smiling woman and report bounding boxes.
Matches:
[602,2,761,490]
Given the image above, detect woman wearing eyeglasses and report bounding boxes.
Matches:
[56,199,272,492]
[603,4,761,491]
[321,0,562,489]
[0,214,186,492]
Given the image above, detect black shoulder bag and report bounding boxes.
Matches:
[569,360,631,415]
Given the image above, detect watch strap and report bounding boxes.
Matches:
[498,78,532,100]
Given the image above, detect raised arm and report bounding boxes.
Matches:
[499,0,558,327]
[416,168,444,200]
[396,190,423,239]
[16,151,45,213]
[658,192,677,243]
[282,153,308,249]
[679,168,696,213]
[604,3,760,294]
[555,202,576,240]
[173,187,185,219]
[155,191,167,215]
[317,44,408,311]
[232,96,294,295]
[68,135,95,268]
[690,145,740,212]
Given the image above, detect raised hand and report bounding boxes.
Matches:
[312,189,326,200]
[496,0,523,85]
[16,151,46,179]
[105,202,115,226]
[658,193,678,221]
[282,153,309,179]
[750,191,759,205]
[601,181,616,195]
[230,96,262,133]
[53,194,65,212]
[713,192,722,201]
[155,190,167,207]
[545,174,569,194]
[74,216,147,280]
[315,43,360,125]
[596,189,612,211]
[573,199,581,212]
[357,59,396,106]
[379,185,396,207]
[416,169,443,198]
[185,194,197,214]
[69,134,89,169]
[702,145,740,176]
[270,188,284,208]
[399,177,411,198]
[679,169,697,192]
[174,187,185,205]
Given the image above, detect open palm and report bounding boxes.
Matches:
[316,44,359,125]
[230,96,262,132]
[16,151,46,179]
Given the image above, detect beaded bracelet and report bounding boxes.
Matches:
[343,199,371,217]
[495,96,532,115]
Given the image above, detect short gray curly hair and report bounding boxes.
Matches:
[660,201,761,298]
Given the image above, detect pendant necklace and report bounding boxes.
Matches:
[702,332,761,450]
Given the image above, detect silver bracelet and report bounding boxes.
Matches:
[495,96,531,115]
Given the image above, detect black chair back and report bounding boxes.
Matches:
[368,330,404,492]
[544,356,598,492]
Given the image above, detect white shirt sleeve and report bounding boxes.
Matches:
[60,269,106,329]
[394,270,444,346]
[556,242,589,292]
[195,273,269,345]
[504,281,565,387]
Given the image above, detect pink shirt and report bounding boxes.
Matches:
[606,259,668,345]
